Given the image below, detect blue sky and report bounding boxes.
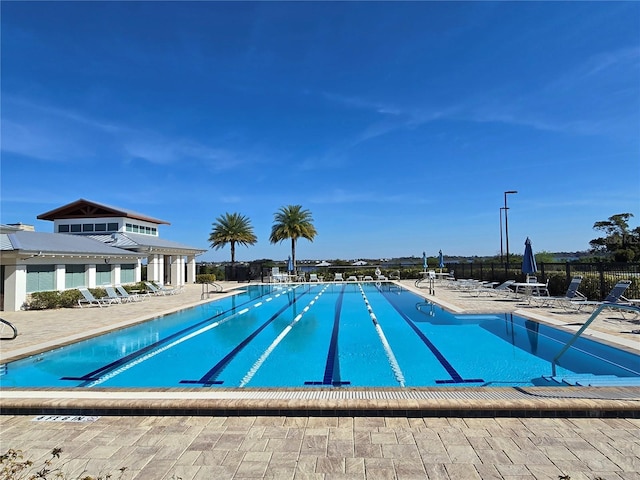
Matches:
[1,2,638,263]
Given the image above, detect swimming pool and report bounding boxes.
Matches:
[2,283,639,388]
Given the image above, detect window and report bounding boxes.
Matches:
[65,264,86,288]
[120,264,135,283]
[70,224,81,233]
[83,224,94,232]
[126,223,133,232]
[132,225,139,233]
[26,265,55,293]
[107,222,118,231]
[96,264,111,285]
[95,223,107,232]
[58,225,70,233]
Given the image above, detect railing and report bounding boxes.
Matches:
[551,303,640,376]
[0,318,18,340]
[450,262,640,300]
[200,282,223,299]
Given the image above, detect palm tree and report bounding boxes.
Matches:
[269,205,317,271]
[208,213,257,264]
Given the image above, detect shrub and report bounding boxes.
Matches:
[0,447,128,479]
[196,274,217,283]
[59,289,82,308]
[24,291,61,310]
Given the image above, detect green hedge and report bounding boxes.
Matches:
[196,274,217,283]
[24,288,102,310]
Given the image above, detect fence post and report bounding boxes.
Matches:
[598,261,606,300]
[565,262,571,285]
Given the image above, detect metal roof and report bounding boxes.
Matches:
[0,231,143,256]
[87,232,206,254]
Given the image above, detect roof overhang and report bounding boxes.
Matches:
[37,199,170,225]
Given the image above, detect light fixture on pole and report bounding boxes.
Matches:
[504,190,518,267]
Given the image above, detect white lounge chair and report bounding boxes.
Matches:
[104,286,123,304]
[570,280,632,312]
[309,273,319,282]
[532,276,585,308]
[347,275,357,281]
[375,268,387,281]
[77,287,116,308]
[334,273,344,282]
[144,281,164,295]
[363,275,373,281]
[296,271,306,282]
[115,285,143,302]
[469,280,515,297]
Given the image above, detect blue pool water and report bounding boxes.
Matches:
[2,283,639,388]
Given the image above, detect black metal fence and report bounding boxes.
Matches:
[449,262,640,301]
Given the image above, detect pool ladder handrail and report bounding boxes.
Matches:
[0,318,18,340]
[416,301,435,317]
[201,282,224,299]
[551,302,640,376]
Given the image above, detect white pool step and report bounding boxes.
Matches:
[544,374,640,387]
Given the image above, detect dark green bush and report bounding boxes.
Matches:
[59,289,82,308]
[196,274,217,283]
[25,291,61,310]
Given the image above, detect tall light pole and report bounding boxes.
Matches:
[504,190,518,267]
[499,207,506,263]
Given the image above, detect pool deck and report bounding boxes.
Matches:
[2,280,639,479]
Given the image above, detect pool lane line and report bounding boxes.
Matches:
[305,284,351,386]
[62,286,300,387]
[180,285,317,386]
[378,287,483,385]
[358,284,406,387]
[239,284,331,387]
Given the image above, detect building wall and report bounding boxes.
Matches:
[0,257,142,311]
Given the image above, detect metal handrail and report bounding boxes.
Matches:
[0,318,18,340]
[551,302,640,375]
[416,301,435,317]
[201,282,224,299]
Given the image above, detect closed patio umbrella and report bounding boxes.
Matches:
[422,251,427,272]
[438,250,445,272]
[522,237,537,281]
[287,256,293,273]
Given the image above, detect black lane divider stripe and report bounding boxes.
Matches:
[379,289,484,384]
[60,289,276,384]
[180,287,312,386]
[305,284,350,386]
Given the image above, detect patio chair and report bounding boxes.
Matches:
[309,273,319,282]
[569,280,632,312]
[77,287,116,308]
[296,271,306,282]
[144,281,167,296]
[469,280,514,297]
[271,267,284,283]
[104,286,123,304]
[347,275,357,281]
[532,276,585,308]
[115,285,144,302]
[375,268,387,281]
[334,273,344,282]
[363,275,373,281]
[155,282,183,295]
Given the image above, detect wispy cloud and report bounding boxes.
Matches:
[308,188,430,205]
[1,95,253,169]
